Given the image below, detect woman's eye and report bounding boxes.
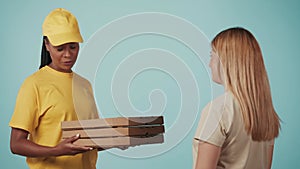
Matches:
[57,48,63,52]
[70,45,77,49]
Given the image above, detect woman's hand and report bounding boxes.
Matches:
[53,134,93,156]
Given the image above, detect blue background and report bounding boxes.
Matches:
[1,1,299,169]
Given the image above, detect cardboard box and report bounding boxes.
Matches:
[61,116,164,149]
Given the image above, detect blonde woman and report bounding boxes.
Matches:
[193,27,280,169]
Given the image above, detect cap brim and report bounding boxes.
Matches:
[47,32,83,46]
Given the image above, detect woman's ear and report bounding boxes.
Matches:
[44,39,50,51]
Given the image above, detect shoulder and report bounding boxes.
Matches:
[73,73,91,84]
[194,92,235,145]
[202,92,236,131]
[25,67,52,81]
[203,92,234,114]
[73,73,93,91]
[16,69,48,97]
[73,72,89,82]
[20,69,45,88]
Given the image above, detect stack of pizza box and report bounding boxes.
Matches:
[61,116,164,149]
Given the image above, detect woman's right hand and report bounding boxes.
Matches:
[53,134,93,156]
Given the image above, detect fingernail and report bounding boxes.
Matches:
[76,133,80,137]
[89,147,93,150]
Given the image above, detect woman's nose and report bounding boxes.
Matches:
[64,49,71,57]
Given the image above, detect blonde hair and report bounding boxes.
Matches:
[212,27,280,141]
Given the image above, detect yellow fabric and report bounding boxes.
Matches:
[42,8,83,46]
[9,66,98,169]
[193,92,272,169]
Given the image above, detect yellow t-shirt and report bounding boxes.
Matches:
[9,66,99,169]
[193,92,273,169]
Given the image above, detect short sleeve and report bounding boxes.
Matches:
[9,77,40,133]
[194,97,227,147]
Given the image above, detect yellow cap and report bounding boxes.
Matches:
[42,8,83,46]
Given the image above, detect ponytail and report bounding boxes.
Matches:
[39,36,52,69]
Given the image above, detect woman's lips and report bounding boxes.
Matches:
[63,61,73,66]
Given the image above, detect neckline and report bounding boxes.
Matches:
[43,66,73,78]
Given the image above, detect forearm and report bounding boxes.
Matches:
[11,138,58,157]
[10,127,59,157]
[10,127,93,158]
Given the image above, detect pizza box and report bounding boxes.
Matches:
[61,116,164,149]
